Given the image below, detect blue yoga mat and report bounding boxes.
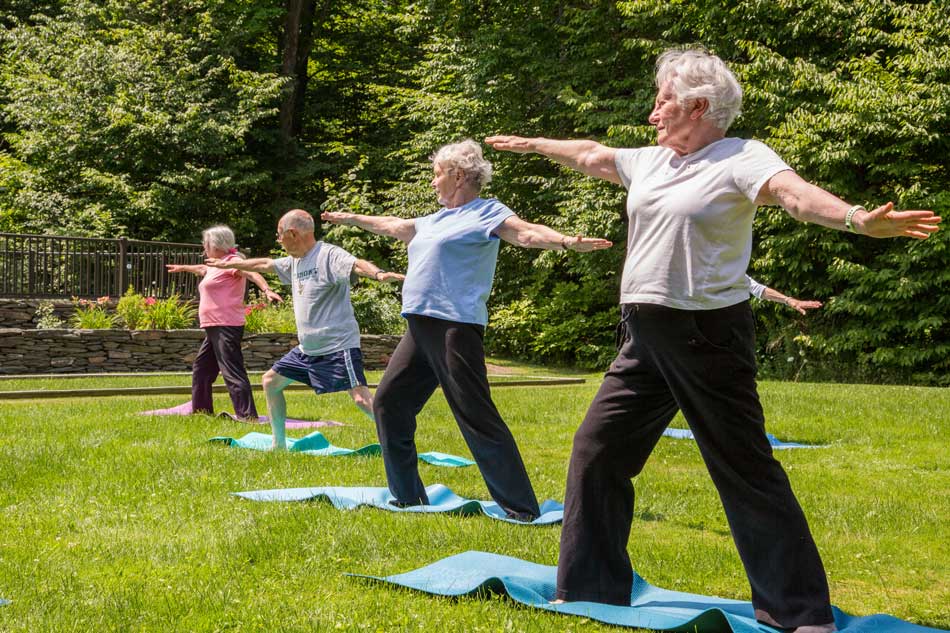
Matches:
[662,427,821,449]
[234,483,563,525]
[0,598,8,606]
[355,551,941,633]
[210,431,475,467]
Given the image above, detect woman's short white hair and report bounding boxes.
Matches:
[655,48,743,131]
[430,139,493,190]
[202,225,236,252]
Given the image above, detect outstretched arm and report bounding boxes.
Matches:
[165,264,207,276]
[485,135,622,185]
[321,212,416,243]
[760,287,822,315]
[242,271,283,303]
[205,257,276,274]
[493,216,613,252]
[759,171,941,239]
[352,259,405,283]
[748,275,821,315]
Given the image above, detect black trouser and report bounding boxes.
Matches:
[192,325,258,419]
[372,314,540,519]
[556,302,833,628]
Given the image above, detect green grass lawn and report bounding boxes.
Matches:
[0,365,947,632]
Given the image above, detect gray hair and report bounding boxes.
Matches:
[279,209,315,233]
[202,225,238,254]
[430,139,493,189]
[655,48,743,131]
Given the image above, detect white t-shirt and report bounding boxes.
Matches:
[273,242,360,356]
[615,138,791,310]
[746,275,767,299]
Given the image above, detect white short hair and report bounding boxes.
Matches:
[430,139,493,190]
[655,48,743,131]
[202,225,236,252]
[279,209,315,233]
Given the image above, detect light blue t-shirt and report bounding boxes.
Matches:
[401,198,515,326]
[272,242,360,356]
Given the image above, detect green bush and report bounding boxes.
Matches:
[143,294,197,330]
[487,282,616,370]
[34,300,64,329]
[351,284,405,336]
[115,286,149,330]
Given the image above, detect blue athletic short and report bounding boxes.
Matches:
[271,347,367,394]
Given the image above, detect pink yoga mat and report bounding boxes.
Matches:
[140,401,344,429]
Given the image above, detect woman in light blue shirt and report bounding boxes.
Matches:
[322,139,611,521]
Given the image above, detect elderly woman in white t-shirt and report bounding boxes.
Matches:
[487,48,939,631]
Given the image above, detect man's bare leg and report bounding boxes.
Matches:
[262,369,295,450]
[348,384,375,422]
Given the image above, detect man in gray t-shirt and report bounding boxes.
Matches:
[206,209,404,449]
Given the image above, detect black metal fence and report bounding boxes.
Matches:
[0,233,205,299]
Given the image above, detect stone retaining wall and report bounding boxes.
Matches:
[0,298,79,329]
[0,329,400,374]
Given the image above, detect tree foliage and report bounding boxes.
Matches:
[1,0,948,382]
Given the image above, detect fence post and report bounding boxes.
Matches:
[117,237,129,295]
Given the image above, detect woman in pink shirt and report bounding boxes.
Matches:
[167,225,281,419]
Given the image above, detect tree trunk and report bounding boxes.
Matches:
[278,0,317,147]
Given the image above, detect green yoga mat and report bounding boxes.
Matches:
[210,431,476,467]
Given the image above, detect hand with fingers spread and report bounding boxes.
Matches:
[852,202,942,239]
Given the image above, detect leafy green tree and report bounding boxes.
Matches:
[0,1,286,240]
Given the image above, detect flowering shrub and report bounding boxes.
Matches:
[70,296,117,329]
[88,288,196,330]
[243,293,296,334]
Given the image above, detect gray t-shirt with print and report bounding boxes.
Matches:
[273,242,360,356]
[615,138,791,310]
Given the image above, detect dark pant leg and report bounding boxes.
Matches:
[373,326,440,505]
[556,306,679,603]
[652,302,832,627]
[410,315,540,519]
[206,325,258,419]
[191,332,220,414]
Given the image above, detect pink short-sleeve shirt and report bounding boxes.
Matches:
[198,255,247,327]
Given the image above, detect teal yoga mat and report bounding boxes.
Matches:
[355,551,941,633]
[235,483,563,525]
[662,427,822,449]
[210,431,475,467]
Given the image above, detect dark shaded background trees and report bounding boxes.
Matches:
[2,0,948,382]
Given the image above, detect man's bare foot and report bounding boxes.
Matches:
[549,599,566,605]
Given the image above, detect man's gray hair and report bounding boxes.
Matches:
[202,225,236,252]
[431,139,493,190]
[280,209,315,233]
[655,48,743,131]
